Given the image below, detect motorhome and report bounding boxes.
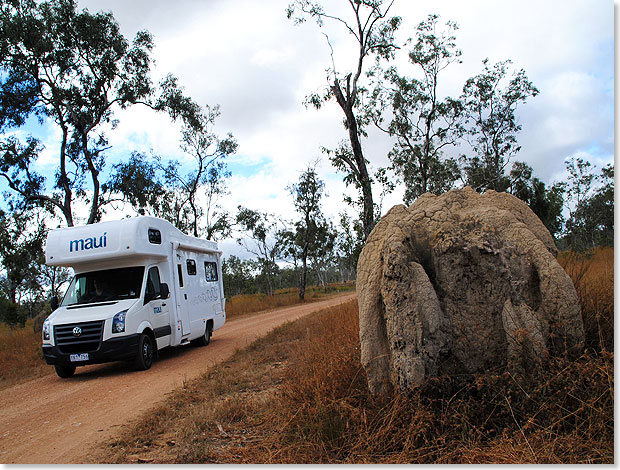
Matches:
[42,216,225,378]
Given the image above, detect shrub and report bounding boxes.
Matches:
[0,298,26,328]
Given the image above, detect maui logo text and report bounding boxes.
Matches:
[69,232,107,252]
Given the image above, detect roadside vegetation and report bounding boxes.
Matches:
[0,319,50,390]
[0,283,354,391]
[94,247,613,464]
[225,283,354,319]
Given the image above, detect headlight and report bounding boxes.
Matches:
[112,310,127,334]
[42,319,51,341]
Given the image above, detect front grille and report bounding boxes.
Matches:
[54,321,104,354]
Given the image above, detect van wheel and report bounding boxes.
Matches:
[191,323,212,347]
[54,364,76,378]
[134,333,154,370]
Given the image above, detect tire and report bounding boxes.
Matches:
[134,333,155,371]
[191,323,212,347]
[54,364,76,378]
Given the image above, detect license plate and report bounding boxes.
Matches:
[69,353,89,362]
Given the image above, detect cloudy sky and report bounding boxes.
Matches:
[30,0,617,257]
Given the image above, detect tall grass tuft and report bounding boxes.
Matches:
[558,246,614,351]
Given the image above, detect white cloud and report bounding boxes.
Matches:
[104,106,186,163]
[250,48,291,67]
[19,0,608,237]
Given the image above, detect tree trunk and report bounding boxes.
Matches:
[299,255,307,300]
[331,79,375,240]
[266,268,274,296]
[313,259,326,291]
[337,255,347,283]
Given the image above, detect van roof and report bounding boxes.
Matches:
[45,216,219,268]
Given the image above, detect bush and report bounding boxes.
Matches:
[0,298,26,328]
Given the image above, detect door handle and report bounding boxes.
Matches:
[162,303,167,307]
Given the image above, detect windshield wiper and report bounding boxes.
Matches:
[66,301,118,310]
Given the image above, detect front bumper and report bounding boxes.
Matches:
[42,334,140,366]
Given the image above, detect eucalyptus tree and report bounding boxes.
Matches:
[288,166,326,299]
[309,219,337,290]
[0,0,201,226]
[222,255,259,296]
[287,0,401,239]
[157,106,237,239]
[460,59,539,192]
[235,207,286,296]
[508,161,565,239]
[562,158,613,250]
[107,152,167,217]
[334,211,363,281]
[0,208,46,305]
[108,106,237,240]
[563,156,596,214]
[371,14,464,204]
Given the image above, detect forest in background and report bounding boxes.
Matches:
[0,0,613,328]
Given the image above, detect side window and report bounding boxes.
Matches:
[146,267,161,299]
[76,276,87,298]
[186,259,197,275]
[71,276,88,303]
[205,261,218,282]
[148,228,161,244]
[177,264,184,288]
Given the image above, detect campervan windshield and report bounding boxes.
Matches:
[61,267,145,306]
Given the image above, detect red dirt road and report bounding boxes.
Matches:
[0,293,357,464]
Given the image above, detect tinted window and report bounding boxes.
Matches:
[146,267,161,298]
[177,264,184,288]
[205,261,218,282]
[148,228,161,244]
[186,259,197,275]
[62,267,145,306]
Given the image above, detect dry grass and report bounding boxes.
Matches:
[93,306,329,464]
[0,283,354,390]
[0,320,51,390]
[225,282,355,319]
[96,247,614,464]
[558,246,614,351]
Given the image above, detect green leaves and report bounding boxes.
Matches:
[236,207,284,296]
[288,0,401,239]
[283,166,332,298]
[107,153,166,216]
[562,159,613,250]
[461,59,539,192]
[372,14,464,204]
[507,161,565,238]
[0,0,210,226]
[0,208,46,306]
[155,74,202,131]
[110,105,237,240]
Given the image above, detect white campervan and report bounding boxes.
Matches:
[42,216,225,378]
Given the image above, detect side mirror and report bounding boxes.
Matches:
[160,283,170,299]
[50,296,59,311]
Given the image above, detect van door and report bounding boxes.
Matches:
[145,265,171,347]
[174,252,191,335]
